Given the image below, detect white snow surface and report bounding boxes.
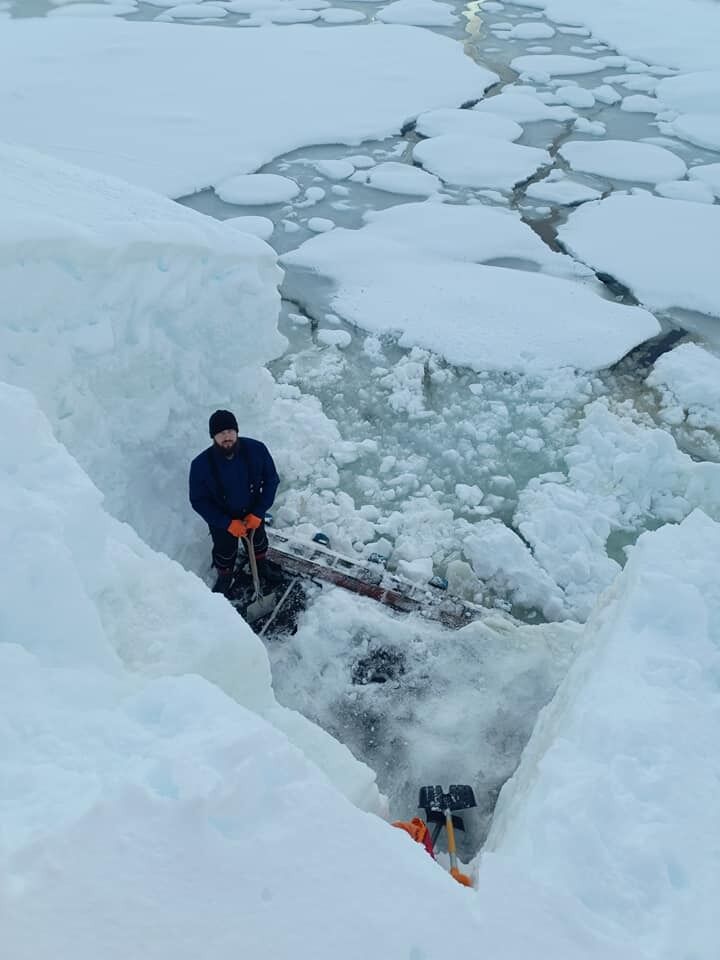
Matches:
[559,193,720,318]
[487,510,720,959]
[376,0,458,26]
[473,89,576,123]
[282,200,660,372]
[559,140,687,184]
[526,0,720,72]
[688,163,720,198]
[657,72,720,152]
[415,107,523,141]
[0,18,496,198]
[215,174,301,205]
[413,135,551,190]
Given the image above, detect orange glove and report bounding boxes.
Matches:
[227,518,248,538]
[244,513,262,531]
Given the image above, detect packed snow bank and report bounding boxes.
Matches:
[282,200,660,372]
[0,380,384,815]
[1,382,638,960]
[485,510,720,959]
[0,17,495,197]
[559,193,720,318]
[529,0,720,71]
[0,141,305,563]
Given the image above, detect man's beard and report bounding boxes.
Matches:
[216,438,237,457]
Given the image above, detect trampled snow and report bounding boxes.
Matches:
[0,17,496,197]
[486,510,720,958]
[282,200,660,371]
[559,193,720,317]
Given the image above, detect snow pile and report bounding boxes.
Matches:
[559,193,720,318]
[648,342,720,432]
[513,400,720,619]
[485,509,720,959]
[0,381,384,818]
[282,200,660,372]
[0,141,303,563]
[0,17,496,197]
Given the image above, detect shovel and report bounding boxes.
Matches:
[241,528,278,624]
[418,784,476,887]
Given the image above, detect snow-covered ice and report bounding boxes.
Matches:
[487,510,720,958]
[377,0,458,26]
[282,200,659,372]
[559,193,720,317]
[511,54,606,78]
[527,0,720,72]
[215,173,301,205]
[688,163,720,198]
[416,107,523,141]
[362,161,442,195]
[658,72,720,152]
[0,18,496,197]
[526,176,602,205]
[413,135,550,191]
[473,89,576,123]
[559,140,687,184]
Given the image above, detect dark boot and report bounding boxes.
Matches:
[212,568,234,596]
[256,557,283,585]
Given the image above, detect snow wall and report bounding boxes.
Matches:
[484,509,720,960]
[0,140,339,566]
[0,141,381,812]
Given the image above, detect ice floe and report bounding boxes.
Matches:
[559,140,687,184]
[559,193,720,317]
[282,200,659,372]
[215,174,301,205]
[416,108,523,141]
[361,161,442,196]
[377,0,458,26]
[473,89,576,123]
[413,135,550,190]
[511,54,606,79]
[0,18,495,197]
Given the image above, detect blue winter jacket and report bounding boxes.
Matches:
[189,438,280,531]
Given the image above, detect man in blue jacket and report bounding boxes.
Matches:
[189,409,281,596]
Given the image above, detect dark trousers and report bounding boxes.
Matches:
[210,522,269,572]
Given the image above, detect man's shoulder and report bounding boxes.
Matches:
[190,445,214,470]
[239,436,269,456]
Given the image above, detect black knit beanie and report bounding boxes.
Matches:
[209,409,239,437]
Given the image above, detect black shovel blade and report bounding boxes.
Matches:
[418,784,477,815]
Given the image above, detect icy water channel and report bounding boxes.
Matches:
[15,0,719,849]
[179,4,720,845]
